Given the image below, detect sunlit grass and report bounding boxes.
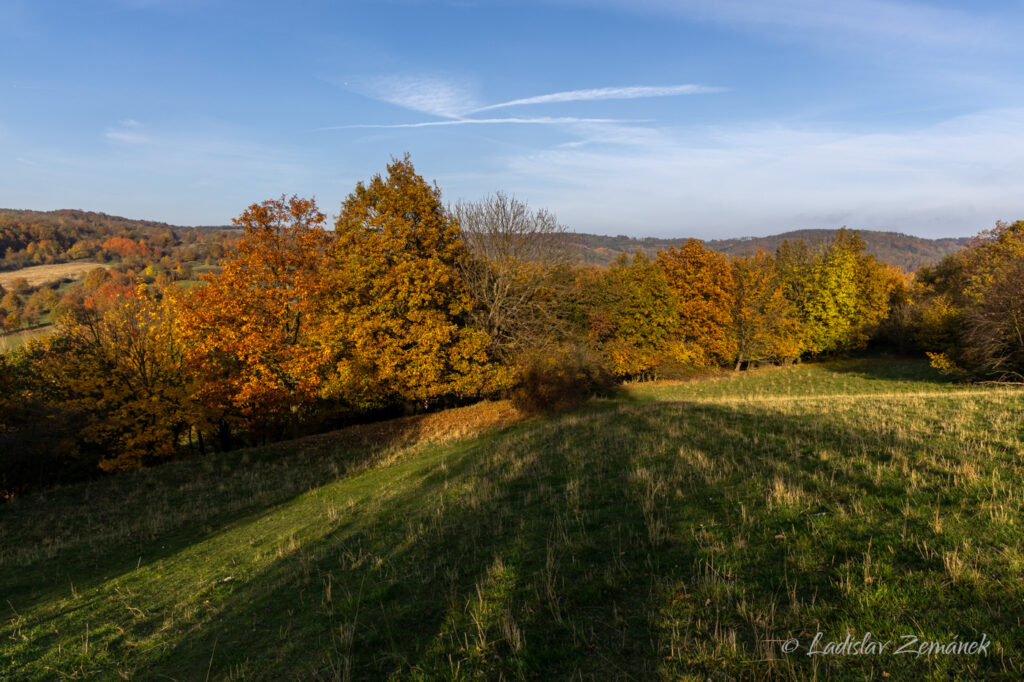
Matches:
[2,359,1022,680]
[0,326,53,354]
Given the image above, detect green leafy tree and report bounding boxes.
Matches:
[777,229,897,354]
[573,253,679,379]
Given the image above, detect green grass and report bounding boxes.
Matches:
[2,359,1023,680]
[0,326,53,353]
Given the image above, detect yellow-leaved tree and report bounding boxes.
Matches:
[323,156,507,409]
[731,250,804,369]
[34,284,196,471]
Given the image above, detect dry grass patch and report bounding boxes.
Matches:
[0,261,107,288]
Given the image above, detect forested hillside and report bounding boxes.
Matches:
[0,208,235,271]
[1,208,969,274]
[568,229,970,271]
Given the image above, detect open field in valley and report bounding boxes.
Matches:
[0,262,107,289]
[0,327,53,353]
[2,359,1022,680]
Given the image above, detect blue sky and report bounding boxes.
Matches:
[2,0,1023,238]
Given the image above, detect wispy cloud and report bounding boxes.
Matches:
[491,108,1024,238]
[472,84,722,112]
[555,121,669,148]
[345,74,479,118]
[572,0,1006,50]
[337,77,723,131]
[320,116,641,130]
[105,120,151,145]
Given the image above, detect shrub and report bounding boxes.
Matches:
[510,346,616,415]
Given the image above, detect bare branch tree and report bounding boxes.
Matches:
[964,258,1024,381]
[452,192,571,362]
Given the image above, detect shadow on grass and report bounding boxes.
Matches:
[75,397,1020,680]
[0,402,521,613]
[821,355,951,385]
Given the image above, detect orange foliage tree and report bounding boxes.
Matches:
[101,236,152,259]
[657,239,736,367]
[176,196,334,444]
[323,156,506,409]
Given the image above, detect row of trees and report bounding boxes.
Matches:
[2,159,512,488]
[556,230,901,378]
[2,155,1005,497]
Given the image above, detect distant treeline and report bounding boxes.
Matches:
[567,229,970,271]
[0,208,967,275]
[1,156,1019,498]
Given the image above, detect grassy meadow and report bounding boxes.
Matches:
[2,358,1022,680]
[0,327,53,354]
[0,262,108,290]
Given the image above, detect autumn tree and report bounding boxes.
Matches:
[777,229,897,354]
[1,290,21,313]
[774,239,813,310]
[1,291,23,331]
[731,251,804,369]
[27,287,59,314]
[32,284,197,472]
[0,349,81,496]
[657,239,735,367]
[83,266,112,291]
[962,257,1024,379]
[176,196,334,445]
[921,220,1024,379]
[10,277,31,294]
[799,231,862,352]
[324,156,506,410]
[102,236,152,260]
[570,253,679,379]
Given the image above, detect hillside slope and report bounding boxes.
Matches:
[568,229,971,270]
[2,359,1021,680]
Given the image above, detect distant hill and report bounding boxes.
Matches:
[566,229,972,271]
[0,208,236,272]
[1,209,970,273]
